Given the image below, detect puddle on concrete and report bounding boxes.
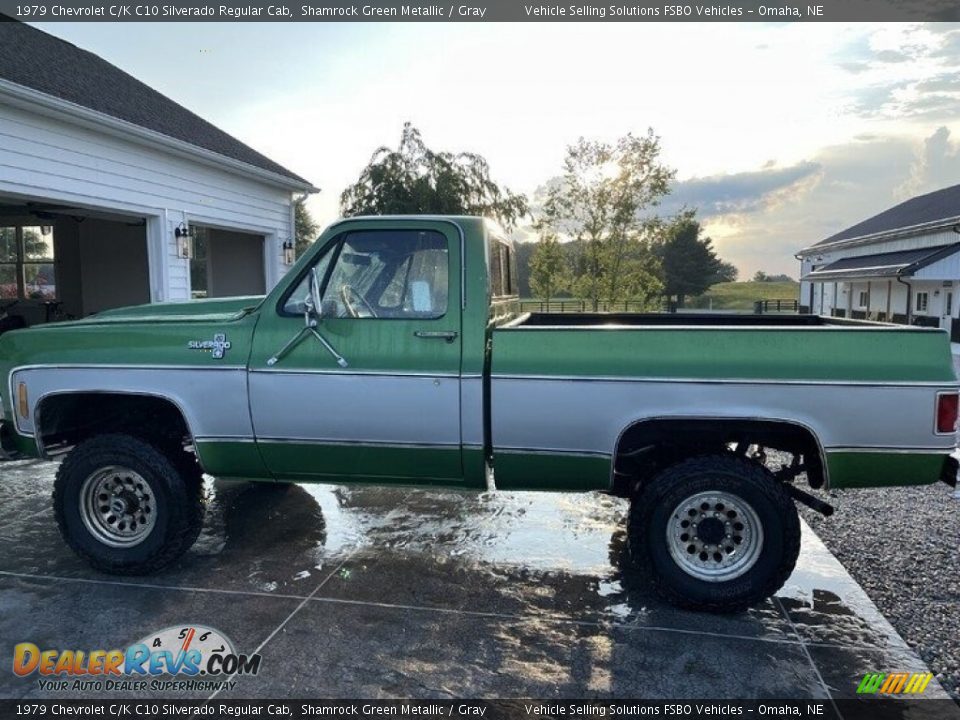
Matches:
[0,462,934,658]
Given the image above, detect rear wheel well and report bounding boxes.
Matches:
[611,418,826,497]
[36,393,192,456]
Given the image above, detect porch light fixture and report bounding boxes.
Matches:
[175,222,194,260]
[282,239,295,266]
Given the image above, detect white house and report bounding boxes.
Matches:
[797,183,960,341]
[0,21,317,325]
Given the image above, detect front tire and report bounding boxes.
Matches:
[54,434,205,575]
[628,454,800,612]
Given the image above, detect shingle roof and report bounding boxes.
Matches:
[802,243,960,281]
[0,19,312,188]
[812,182,960,248]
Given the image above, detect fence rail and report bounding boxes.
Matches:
[753,299,800,314]
[518,299,801,314]
[518,300,654,313]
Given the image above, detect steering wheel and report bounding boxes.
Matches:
[339,284,378,318]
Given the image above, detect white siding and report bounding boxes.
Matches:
[912,253,960,281]
[800,228,960,324]
[0,101,295,301]
[801,229,960,269]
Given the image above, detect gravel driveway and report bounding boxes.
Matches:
[800,481,960,700]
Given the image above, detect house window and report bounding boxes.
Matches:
[916,292,929,313]
[858,291,868,308]
[0,225,56,301]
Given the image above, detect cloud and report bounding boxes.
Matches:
[874,49,912,63]
[931,28,960,58]
[697,127,960,276]
[839,61,871,74]
[685,132,956,276]
[916,74,960,92]
[837,25,960,121]
[659,162,821,218]
[900,126,960,197]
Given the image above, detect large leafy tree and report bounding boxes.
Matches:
[340,123,528,230]
[528,230,570,303]
[540,130,673,309]
[294,198,319,257]
[655,211,727,307]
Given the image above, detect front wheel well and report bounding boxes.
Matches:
[611,417,826,497]
[36,392,192,456]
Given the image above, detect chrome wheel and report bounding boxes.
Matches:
[79,466,157,548]
[666,490,763,582]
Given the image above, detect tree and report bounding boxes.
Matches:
[655,211,726,307]
[340,123,528,229]
[20,228,55,300]
[528,230,570,303]
[715,260,738,283]
[540,130,673,309]
[753,271,794,282]
[513,240,536,297]
[294,198,319,257]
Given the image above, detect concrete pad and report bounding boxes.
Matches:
[222,601,826,699]
[0,463,954,707]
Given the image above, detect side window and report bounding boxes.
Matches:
[489,240,515,298]
[282,242,336,314]
[321,230,448,319]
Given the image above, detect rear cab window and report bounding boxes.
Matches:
[489,238,518,298]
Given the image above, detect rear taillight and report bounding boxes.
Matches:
[936,392,958,434]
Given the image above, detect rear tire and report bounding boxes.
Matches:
[54,434,205,575]
[628,454,800,612]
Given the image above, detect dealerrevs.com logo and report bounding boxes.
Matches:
[12,624,261,693]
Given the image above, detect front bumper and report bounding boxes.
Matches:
[940,454,958,488]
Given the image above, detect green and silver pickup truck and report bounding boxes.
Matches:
[1,215,957,611]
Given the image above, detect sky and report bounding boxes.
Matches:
[34,21,960,277]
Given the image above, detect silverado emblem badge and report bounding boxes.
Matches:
[187,333,232,359]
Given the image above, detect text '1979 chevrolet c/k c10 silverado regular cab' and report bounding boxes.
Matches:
[1,216,958,611]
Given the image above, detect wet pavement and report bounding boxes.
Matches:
[0,458,957,709]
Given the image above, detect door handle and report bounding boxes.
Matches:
[414,330,458,343]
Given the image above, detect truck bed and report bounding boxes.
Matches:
[488,311,957,493]
[512,312,893,327]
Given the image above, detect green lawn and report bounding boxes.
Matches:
[688,281,800,311]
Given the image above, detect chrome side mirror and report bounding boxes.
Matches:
[269,266,347,368]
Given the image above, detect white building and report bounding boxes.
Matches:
[797,183,960,341]
[0,21,317,325]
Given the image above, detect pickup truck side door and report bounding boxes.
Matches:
[247,222,463,483]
